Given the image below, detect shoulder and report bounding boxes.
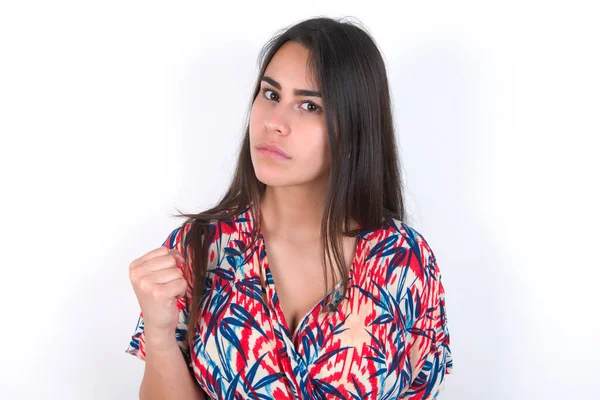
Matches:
[360,218,445,321]
[159,206,255,274]
[361,218,441,279]
[160,223,192,250]
[210,205,255,242]
[160,205,252,250]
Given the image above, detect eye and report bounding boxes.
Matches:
[261,87,279,101]
[260,86,322,114]
[300,101,322,113]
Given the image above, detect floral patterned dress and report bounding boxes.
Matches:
[126,205,453,399]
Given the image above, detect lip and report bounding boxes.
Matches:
[256,143,291,160]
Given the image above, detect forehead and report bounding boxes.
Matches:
[264,41,318,90]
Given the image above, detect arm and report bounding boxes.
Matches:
[139,332,206,400]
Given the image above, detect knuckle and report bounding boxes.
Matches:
[129,267,140,282]
[152,286,164,299]
[139,277,152,292]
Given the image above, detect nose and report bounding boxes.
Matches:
[264,106,291,136]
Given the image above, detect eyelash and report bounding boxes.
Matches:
[260,86,322,113]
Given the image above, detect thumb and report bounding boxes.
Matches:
[170,250,185,264]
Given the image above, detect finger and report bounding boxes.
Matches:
[130,254,186,284]
[130,246,170,271]
[160,277,188,299]
[149,266,184,284]
[142,252,185,274]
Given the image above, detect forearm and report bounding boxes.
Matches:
[139,334,205,400]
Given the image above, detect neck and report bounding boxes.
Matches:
[258,185,360,243]
[259,184,326,243]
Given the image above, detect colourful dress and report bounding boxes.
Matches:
[126,205,453,399]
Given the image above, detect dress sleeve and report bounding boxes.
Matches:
[124,223,194,368]
[398,229,454,399]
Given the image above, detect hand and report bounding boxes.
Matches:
[129,246,188,341]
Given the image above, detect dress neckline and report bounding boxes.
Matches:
[255,222,363,343]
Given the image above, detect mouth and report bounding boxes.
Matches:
[257,147,291,160]
[256,143,292,160]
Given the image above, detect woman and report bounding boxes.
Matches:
[126,16,453,399]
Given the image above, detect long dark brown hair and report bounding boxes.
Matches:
[171,16,408,347]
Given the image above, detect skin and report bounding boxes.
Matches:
[249,41,358,334]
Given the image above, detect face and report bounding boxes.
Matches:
[249,41,330,189]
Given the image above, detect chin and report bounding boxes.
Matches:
[254,167,293,187]
[254,167,328,190]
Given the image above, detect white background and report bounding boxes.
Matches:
[1,1,598,399]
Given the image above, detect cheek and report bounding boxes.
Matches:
[299,126,330,168]
[308,122,329,155]
[310,133,329,158]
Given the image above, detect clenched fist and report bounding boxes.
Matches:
[128,246,188,342]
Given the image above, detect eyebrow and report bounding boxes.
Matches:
[261,76,322,98]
